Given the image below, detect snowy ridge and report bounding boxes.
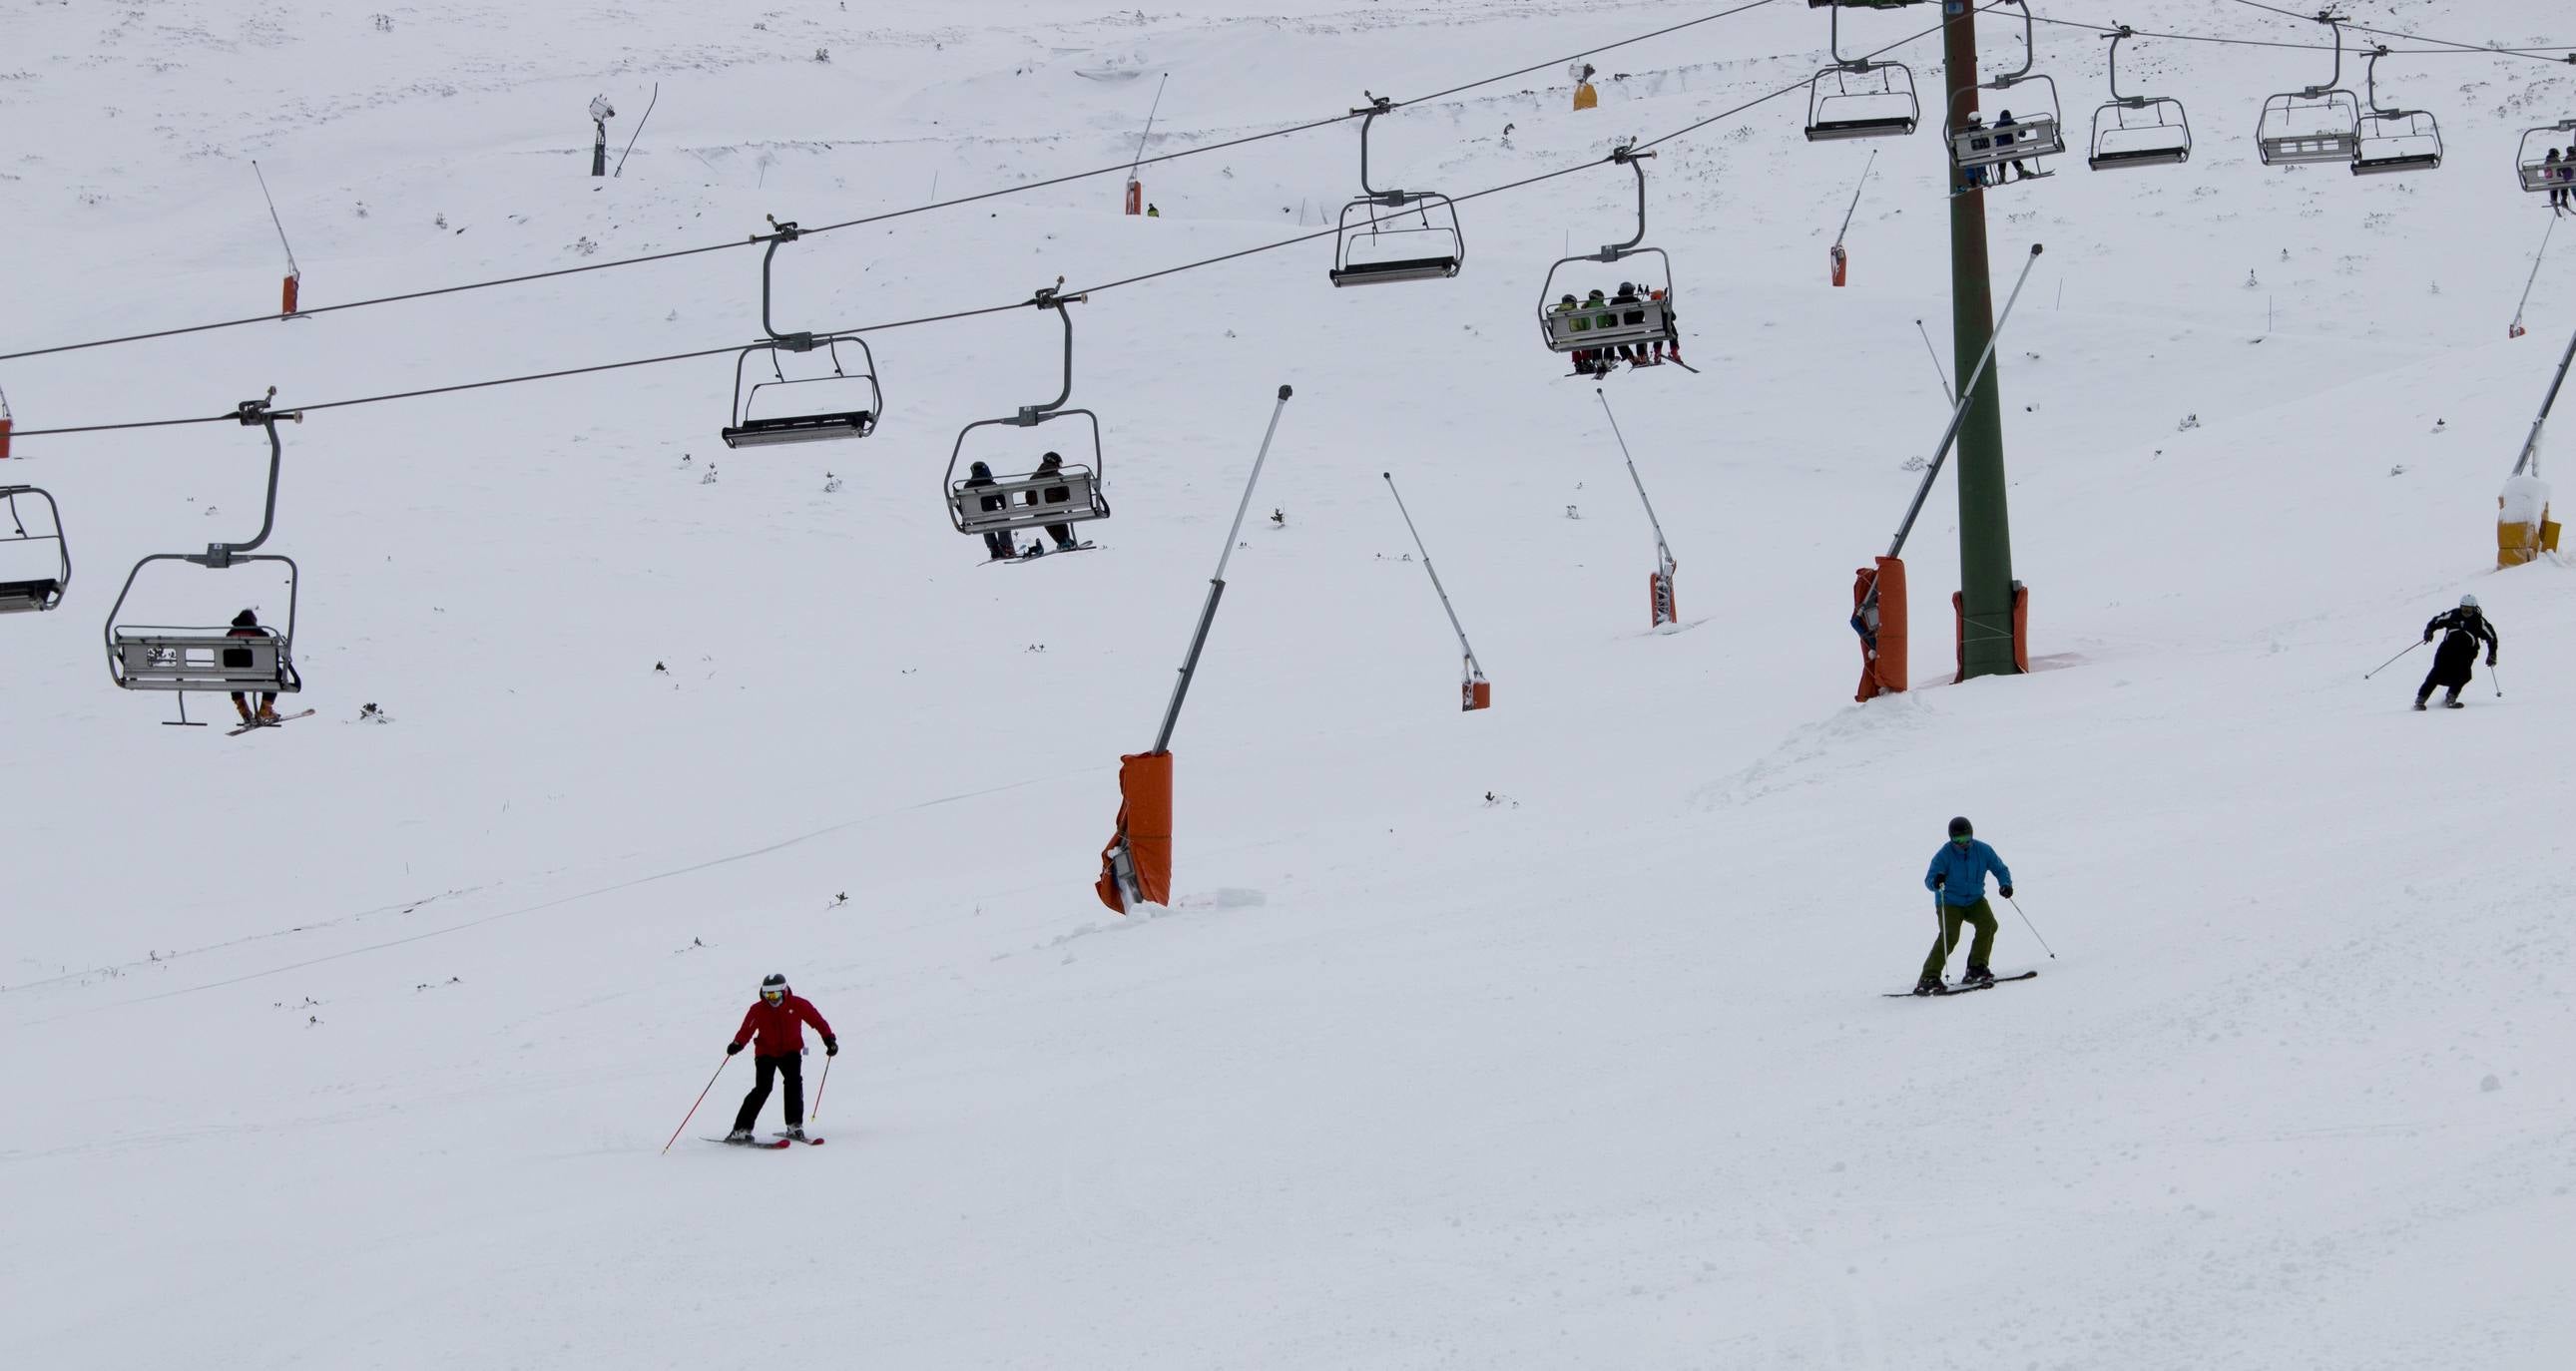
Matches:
[2,1,2573,1367]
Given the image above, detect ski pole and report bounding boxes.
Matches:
[2361,640,2423,680]
[660,1055,732,1155]
[809,1053,833,1127]
[1935,893,1952,977]
[2005,896,2056,960]
[2493,663,2504,698]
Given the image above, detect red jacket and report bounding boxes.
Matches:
[733,995,832,1057]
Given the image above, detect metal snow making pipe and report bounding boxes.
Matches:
[1095,385,1296,915]
[1383,472,1492,712]
[1596,388,1679,628]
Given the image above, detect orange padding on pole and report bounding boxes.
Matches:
[1462,678,1491,711]
[1852,555,1907,701]
[1949,583,2031,681]
[280,272,300,317]
[1830,244,1848,288]
[1093,750,1173,914]
[1124,179,1142,216]
[0,416,12,461]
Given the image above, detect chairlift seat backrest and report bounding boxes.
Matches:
[1330,255,1461,286]
[1543,296,1673,354]
[2089,143,2190,171]
[2259,128,2358,166]
[1950,115,2062,169]
[721,409,876,448]
[110,629,300,692]
[0,577,63,613]
[2520,160,2573,192]
[948,467,1109,535]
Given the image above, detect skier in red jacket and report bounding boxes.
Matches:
[724,973,835,1143]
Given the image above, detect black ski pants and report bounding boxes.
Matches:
[733,1053,804,1132]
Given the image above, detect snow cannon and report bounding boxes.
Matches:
[2498,474,2557,567]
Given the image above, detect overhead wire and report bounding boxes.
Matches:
[0,0,1790,366]
[2219,0,2576,64]
[2030,7,2574,59]
[4,3,1987,438]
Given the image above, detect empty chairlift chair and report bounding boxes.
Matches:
[1804,2,1921,142]
[2088,24,2192,171]
[2349,46,2441,176]
[1328,96,1463,286]
[104,397,303,723]
[2256,12,2361,168]
[2517,120,2576,196]
[719,221,882,448]
[944,287,1112,550]
[1536,147,1680,372]
[0,485,69,613]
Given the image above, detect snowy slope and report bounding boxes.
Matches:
[3,1,2574,1366]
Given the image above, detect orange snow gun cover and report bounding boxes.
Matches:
[1094,750,1173,914]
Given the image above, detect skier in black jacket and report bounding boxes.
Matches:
[2415,595,2499,710]
[960,461,1017,561]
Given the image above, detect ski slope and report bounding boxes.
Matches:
[2,1,2572,1366]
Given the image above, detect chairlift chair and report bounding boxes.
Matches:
[944,287,1111,540]
[2517,120,2576,194]
[719,221,882,448]
[104,397,303,719]
[1804,4,1919,142]
[1536,148,1679,366]
[1946,2,2062,183]
[2088,25,2192,170]
[2256,11,2361,168]
[0,484,70,613]
[2349,46,2441,176]
[1328,97,1463,286]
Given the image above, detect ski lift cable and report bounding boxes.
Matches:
[0,1,1794,365]
[2220,0,2576,64]
[2027,10,2561,58]
[14,21,1946,439]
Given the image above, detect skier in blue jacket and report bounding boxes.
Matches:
[1915,815,2014,994]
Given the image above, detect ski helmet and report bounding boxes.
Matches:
[2459,594,2479,610]
[1947,816,1974,840]
[232,609,258,628]
[760,973,788,1002]
[969,460,992,478]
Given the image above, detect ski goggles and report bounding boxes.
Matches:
[1950,835,1974,845]
[761,987,787,1003]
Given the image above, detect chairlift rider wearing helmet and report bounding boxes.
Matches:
[2414,595,2498,711]
[724,973,836,1143]
[1026,452,1082,553]
[961,461,1017,561]
[227,609,279,726]
[1915,816,2014,995]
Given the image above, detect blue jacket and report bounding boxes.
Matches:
[1926,839,2011,907]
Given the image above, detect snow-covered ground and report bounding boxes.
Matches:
[3,1,2573,1366]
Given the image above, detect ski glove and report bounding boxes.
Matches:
[1931,874,1946,889]
[725,1042,744,1056]
[1998,885,2014,899]
[823,1037,839,1057]
[2488,654,2498,667]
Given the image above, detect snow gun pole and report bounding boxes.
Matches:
[2004,895,2055,960]
[660,1055,732,1155]
[1101,385,1293,914]
[1130,73,1170,183]
[1833,148,1876,253]
[252,161,302,316]
[2509,215,2554,340]
[614,82,659,178]
[1858,242,2044,623]
[1915,318,1953,401]
[1383,472,1490,709]
[2361,639,2423,680]
[1154,384,1292,755]
[1597,387,1678,628]
[2511,319,2576,478]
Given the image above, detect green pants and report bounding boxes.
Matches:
[1919,898,1998,983]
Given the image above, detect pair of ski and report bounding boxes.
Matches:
[228,708,315,737]
[1566,355,1700,378]
[706,1131,826,1150]
[983,541,1098,566]
[1884,970,2038,999]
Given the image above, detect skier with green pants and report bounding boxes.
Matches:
[1915,816,2013,995]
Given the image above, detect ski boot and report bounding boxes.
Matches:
[724,1129,756,1145]
[258,700,279,722]
[1961,965,1996,988]
[780,1127,808,1143]
[2443,688,2465,709]
[1911,978,1942,997]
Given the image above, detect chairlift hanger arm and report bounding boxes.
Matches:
[2104,24,2144,106]
[2305,10,2347,95]
[200,393,296,565]
[1603,145,1654,256]
[1986,0,2037,87]
[1024,283,1087,419]
[756,217,820,350]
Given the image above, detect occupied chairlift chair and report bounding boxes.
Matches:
[104,395,302,724]
[1804,2,1922,142]
[720,220,882,449]
[1537,147,1678,368]
[1328,96,1463,286]
[2518,119,2576,194]
[943,286,1111,544]
[2256,11,2362,168]
[2088,24,2192,170]
[0,484,70,613]
[2349,45,2442,176]
[1945,0,2063,188]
